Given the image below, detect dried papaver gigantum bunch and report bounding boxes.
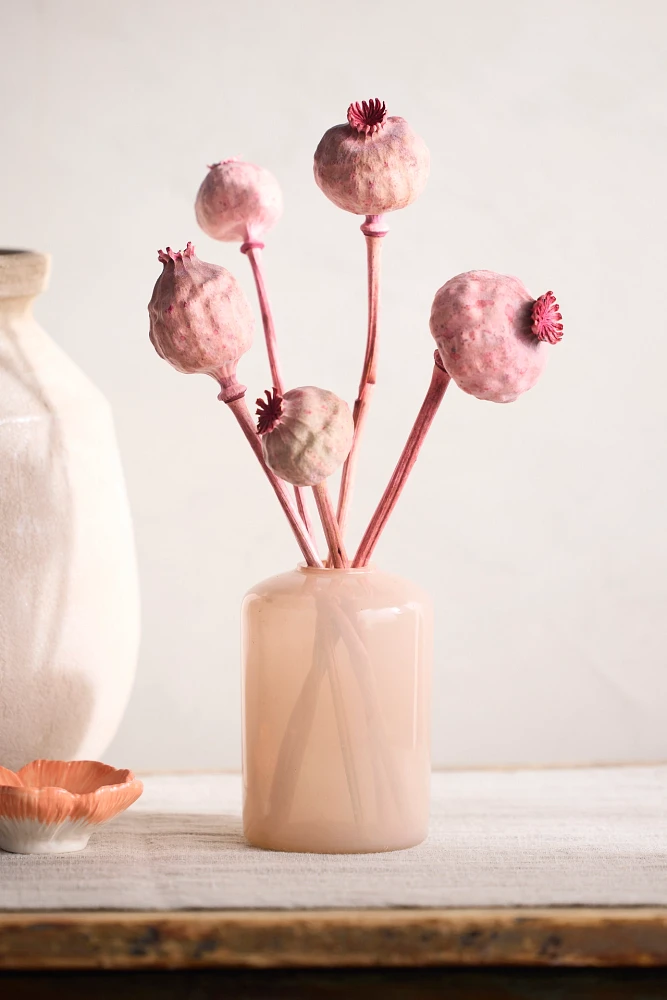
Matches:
[257,387,353,489]
[429,271,561,404]
[312,100,431,544]
[195,159,282,246]
[148,242,321,568]
[314,99,430,216]
[149,97,563,572]
[257,387,354,566]
[354,277,563,566]
[194,155,316,540]
[148,242,252,386]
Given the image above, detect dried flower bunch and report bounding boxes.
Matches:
[149,99,562,569]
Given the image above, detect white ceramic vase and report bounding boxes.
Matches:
[0,250,140,771]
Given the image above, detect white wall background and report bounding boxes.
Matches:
[2,0,666,770]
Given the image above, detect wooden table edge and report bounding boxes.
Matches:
[0,907,666,971]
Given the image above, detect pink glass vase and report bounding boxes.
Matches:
[242,565,433,853]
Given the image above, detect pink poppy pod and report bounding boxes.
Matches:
[430,271,563,404]
[148,242,253,381]
[195,159,283,244]
[256,386,354,488]
[313,99,430,216]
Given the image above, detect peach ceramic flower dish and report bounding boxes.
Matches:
[0,759,143,854]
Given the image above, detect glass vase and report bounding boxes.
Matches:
[242,565,432,853]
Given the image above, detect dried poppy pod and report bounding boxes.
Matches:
[429,271,563,404]
[148,242,253,387]
[313,99,430,216]
[256,387,354,487]
[195,159,283,245]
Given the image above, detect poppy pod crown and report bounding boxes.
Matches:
[430,270,563,403]
[257,386,354,488]
[148,242,253,381]
[313,99,430,216]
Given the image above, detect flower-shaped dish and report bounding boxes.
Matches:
[0,759,143,854]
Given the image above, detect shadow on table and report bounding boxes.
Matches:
[3,968,667,999]
[106,811,248,852]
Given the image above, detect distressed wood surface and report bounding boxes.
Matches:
[0,908,666,971]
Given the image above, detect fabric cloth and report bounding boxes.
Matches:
[1,766,665,911]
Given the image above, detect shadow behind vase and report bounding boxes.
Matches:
[0,250,140,771]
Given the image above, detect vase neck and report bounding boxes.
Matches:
[0,251,50,314]
[297,563,376,577]
[0,297,38,323]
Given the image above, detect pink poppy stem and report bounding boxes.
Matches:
[336,216,388,545]
[313,482,349,568]
[242,243,316,544]
[242,244,284,391]
[221,381,323,568]
[353,355,451,568]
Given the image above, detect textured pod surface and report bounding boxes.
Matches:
[195,159,283,243]
[259,387,353,487]
[314,114,430,216]
[430,271,548,403]
[148,243,253,379]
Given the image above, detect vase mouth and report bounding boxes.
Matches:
[0,249,51,299]
[297,563,376,575]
